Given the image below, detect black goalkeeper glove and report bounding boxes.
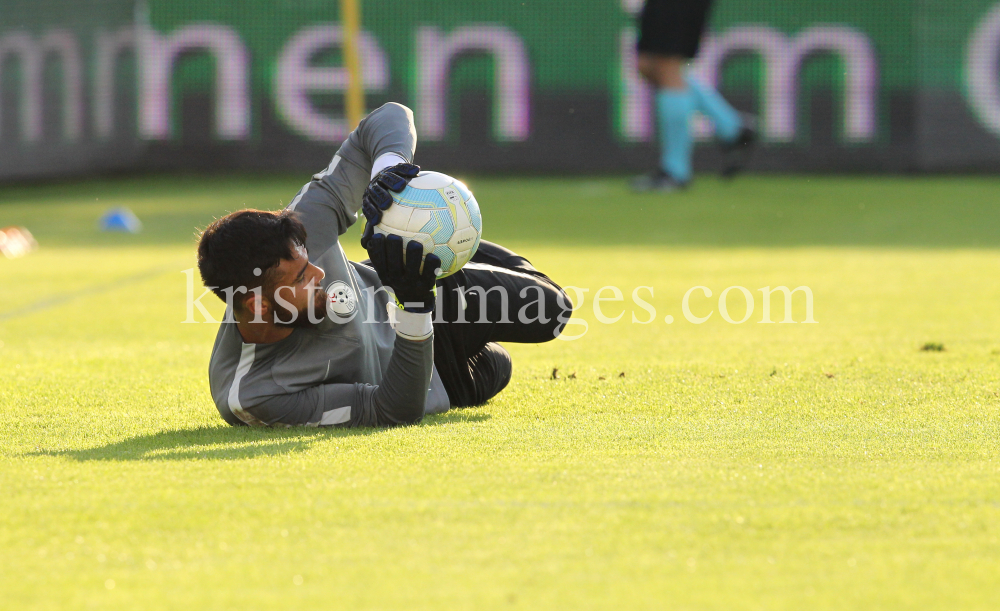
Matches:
[360,162,420,249]
[366,233,441,313]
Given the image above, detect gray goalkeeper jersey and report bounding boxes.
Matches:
[207,103,451,426]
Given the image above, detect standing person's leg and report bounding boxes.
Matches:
[684,73,757,177]
[638,54,695,186]
[685,75,742,143]
[635,0,754,182]
[433,241,571,407]
[632,0,710,190]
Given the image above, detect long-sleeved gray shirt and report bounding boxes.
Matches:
[207,103,452,427]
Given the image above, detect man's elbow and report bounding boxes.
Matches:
[372,102,413,122]
[367,394,425,427]
[393,400,425,426]
[360,103,416,142]
[361,102,414,129]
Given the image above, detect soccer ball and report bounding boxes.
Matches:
[374,171,482,278]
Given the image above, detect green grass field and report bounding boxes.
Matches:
[2,174,999,610]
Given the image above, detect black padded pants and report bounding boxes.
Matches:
[432,241,570,407]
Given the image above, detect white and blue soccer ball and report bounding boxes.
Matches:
[374,171,482,278]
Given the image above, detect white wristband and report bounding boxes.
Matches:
[371,153,408,180]
[386,303,433,340]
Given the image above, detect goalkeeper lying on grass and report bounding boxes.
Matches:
[196,103,571,427]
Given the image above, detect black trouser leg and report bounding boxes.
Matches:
[433,241,571,407]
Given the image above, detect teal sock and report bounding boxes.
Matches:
[685,75,742,142]
[655,88,695,183]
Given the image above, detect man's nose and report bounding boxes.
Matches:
[312,265,326,281]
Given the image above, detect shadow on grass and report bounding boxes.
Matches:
[31,410,491,462]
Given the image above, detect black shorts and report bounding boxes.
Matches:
[433,241,570,407]
[637,0,713,59]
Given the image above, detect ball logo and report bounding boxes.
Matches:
[443,187,461,205]
[325,280,357,318]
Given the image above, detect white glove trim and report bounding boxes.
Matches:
[386,303,433,341]
[371,153,408,180]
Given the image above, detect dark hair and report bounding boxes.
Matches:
[197,209,308,307]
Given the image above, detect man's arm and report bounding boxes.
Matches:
[287,102,418,257]
[233,315,433,427]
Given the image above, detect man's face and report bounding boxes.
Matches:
[266,244,328,327]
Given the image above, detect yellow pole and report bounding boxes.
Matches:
[341,0,364,132]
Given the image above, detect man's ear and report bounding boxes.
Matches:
[243,287,268,323]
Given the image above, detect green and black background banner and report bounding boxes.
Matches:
[3,0,1000,179]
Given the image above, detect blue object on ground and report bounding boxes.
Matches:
[99,207,143,233]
